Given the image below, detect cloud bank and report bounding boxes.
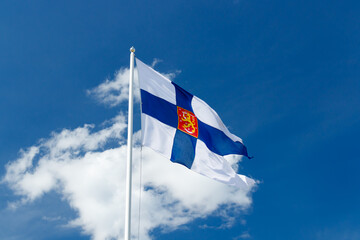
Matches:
[2,64,255,240]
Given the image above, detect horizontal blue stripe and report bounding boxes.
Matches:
[198,120,249,157]
[140,90,178,128]
[141,88,250,160]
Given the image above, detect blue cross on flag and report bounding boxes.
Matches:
[136,58,255,189]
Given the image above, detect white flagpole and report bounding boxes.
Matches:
[124,46,135,240]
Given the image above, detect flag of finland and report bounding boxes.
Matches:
[136,58,255,189]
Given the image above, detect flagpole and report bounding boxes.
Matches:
[125,46,135,240]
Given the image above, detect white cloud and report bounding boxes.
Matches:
[233,231,251,239]
[2,65,256,240]
[87,68,140,107]
[150,58,163,68]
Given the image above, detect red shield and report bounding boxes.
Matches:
[177,107,198,138]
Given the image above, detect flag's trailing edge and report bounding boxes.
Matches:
[136,58,255,189]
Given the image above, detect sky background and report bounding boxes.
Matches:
[1,0,360,240]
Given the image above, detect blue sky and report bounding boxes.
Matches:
[1,0,360,239]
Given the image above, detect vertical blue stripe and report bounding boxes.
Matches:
[172,82,194,112]
[170,130,197,169]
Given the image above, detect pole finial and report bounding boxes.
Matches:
[130,47,135,53]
